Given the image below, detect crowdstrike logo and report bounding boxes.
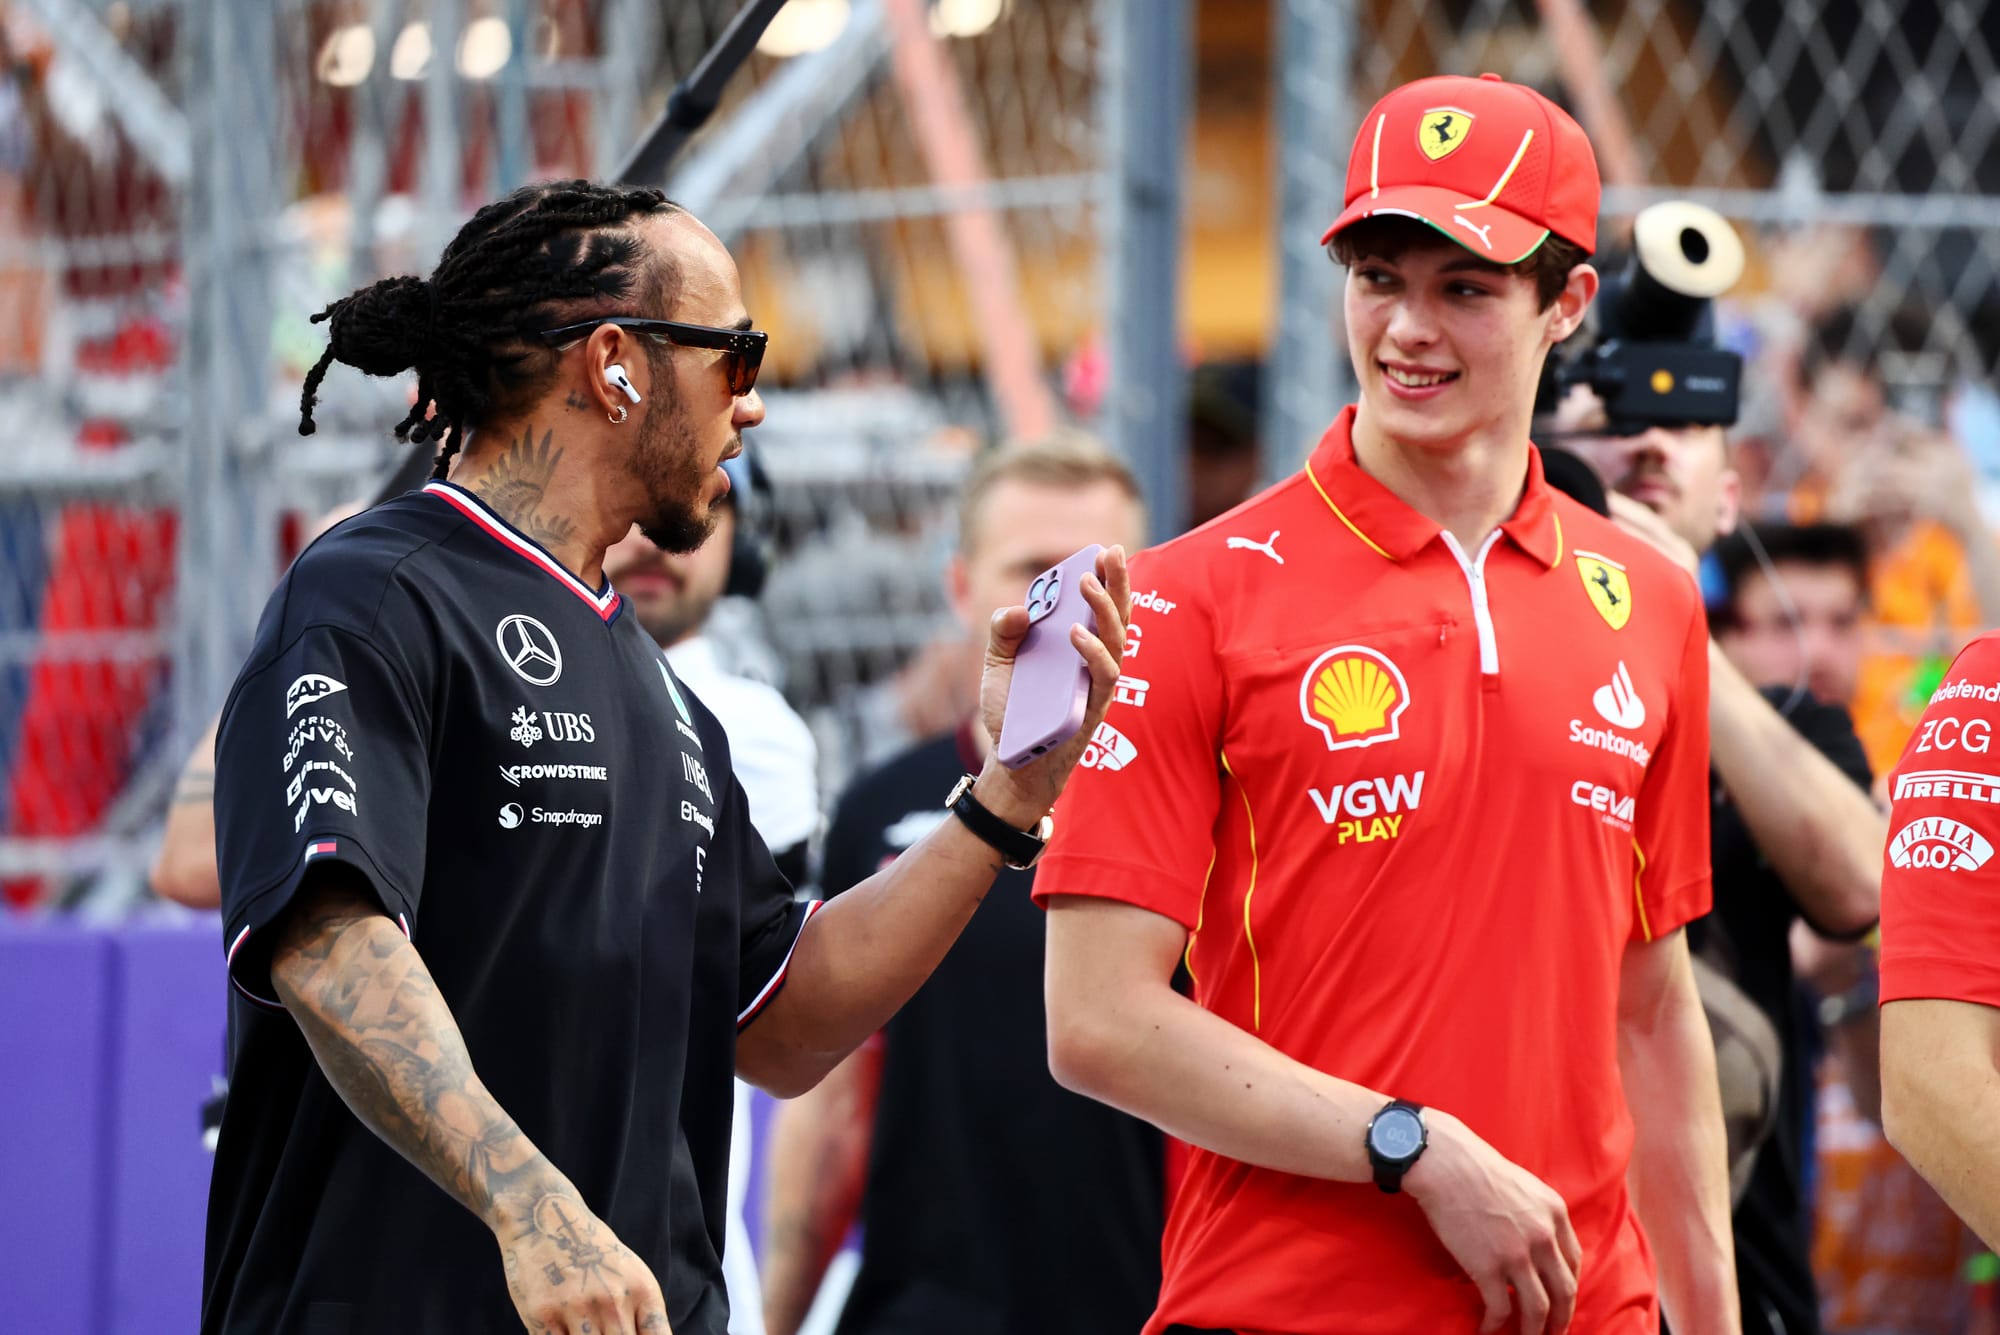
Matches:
[499,762,608,787]
[285,673,348,718]
[1593,662,1647,729]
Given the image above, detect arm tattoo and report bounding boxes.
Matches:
[171,765,215,805]
[467,426,579,548]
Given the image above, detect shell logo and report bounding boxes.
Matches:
[1299,646,1411,751]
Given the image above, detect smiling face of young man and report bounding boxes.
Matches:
[1341,222,1597,463]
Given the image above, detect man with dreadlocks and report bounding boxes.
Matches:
[203,180,1131,1335]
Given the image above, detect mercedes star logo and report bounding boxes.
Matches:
[495,614,563,686]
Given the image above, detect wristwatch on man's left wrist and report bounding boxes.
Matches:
[945,774,1053,870]
[1365,1098,1428,1194]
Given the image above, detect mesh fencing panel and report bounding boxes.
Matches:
[0,0,1105,904]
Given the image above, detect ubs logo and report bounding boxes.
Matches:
[496,614,563,686]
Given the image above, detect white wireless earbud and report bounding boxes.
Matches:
[604,363,642,404]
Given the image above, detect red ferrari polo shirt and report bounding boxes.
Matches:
[1881,631,2000,1007]
[1034,407,1712,1335]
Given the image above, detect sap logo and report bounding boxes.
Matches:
[292,786,356,832]
[1308,771,1424,845]
[1889,816,1994,871]
[286,759,356,806]
[1931,679,2000,705]
[1132,590,1177,615]
[1917,717,1992,755]
[1571,780,1635,830]
[682,799,716,837]
[1894,770,2000,804]
[1080,722,1138,771]
[682,752,715,804]
[284,716,353,769]
[541,711,596,744]
[1114,675,1150,708]
[1125,624,1145,659]
[285,673,347,718]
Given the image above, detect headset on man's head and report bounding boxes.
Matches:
[720,447,774,600]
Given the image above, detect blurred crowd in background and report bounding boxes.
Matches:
[8,1,2000,1332]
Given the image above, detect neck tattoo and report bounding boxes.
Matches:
[468,426,580,550]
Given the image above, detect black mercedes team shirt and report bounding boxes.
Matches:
[820,726,1164,1335]
[203,481,812,1335]
[1696,686,1874,1335]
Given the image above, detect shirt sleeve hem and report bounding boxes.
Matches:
[737,898,821,1031]
[223,834,417,1006]
[1029,853,1205,931]
[1880,954,2000,1009]
[1637,869,1712,942]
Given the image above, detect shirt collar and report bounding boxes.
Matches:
[1302,405,1564,570]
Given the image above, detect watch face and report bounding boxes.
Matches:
[1370,1107,1424,1160]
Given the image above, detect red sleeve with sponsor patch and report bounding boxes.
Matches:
[1880,631,2000,1006]
[1031,553,1225,928]
[1629,595,1713,941]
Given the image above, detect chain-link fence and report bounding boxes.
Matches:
[0,0,1111,907]
[8,0,2000,907]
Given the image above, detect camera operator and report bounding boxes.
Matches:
[1549,203,1884,1335]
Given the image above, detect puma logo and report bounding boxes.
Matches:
[1226,530,1284,565]
[1452,215,1494,250]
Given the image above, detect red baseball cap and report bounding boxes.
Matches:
[1322,73,1600,263]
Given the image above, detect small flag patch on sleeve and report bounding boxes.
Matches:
[303,840,339,863]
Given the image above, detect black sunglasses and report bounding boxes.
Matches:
[537,317,767,397]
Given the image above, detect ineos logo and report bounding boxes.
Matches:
[495,615,563,686]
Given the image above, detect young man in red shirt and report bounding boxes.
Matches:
[1878,630,2000,1249]
[1037,74,1737,1335]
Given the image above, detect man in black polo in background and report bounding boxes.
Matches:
[760,435,1162,1335]
[1560,391,1883,1335]
[205,181,1130,1335]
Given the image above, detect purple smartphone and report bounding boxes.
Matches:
[996,544,1103,769]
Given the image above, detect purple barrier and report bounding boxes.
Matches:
[0,919,116,1335]
[105,920,224,1333]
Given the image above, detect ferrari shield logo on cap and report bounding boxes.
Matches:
[1419,107,1474,161]
[1575,551,1632,630]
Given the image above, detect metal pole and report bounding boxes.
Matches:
[1263,0,1353,480]
[423,0,465,258]
[1101,0,1191,540]
[494,0,532,193]
[176,0,277,759]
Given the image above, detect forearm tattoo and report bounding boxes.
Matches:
[468,426,579,549]
[272,893,627,1299]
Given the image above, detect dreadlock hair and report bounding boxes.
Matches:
[297,179,684,479]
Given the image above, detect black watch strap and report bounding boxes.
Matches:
[946,774,1051,870]
[1366,1098,1428,1194]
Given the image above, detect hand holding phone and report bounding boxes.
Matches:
[995,545,1103,769]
